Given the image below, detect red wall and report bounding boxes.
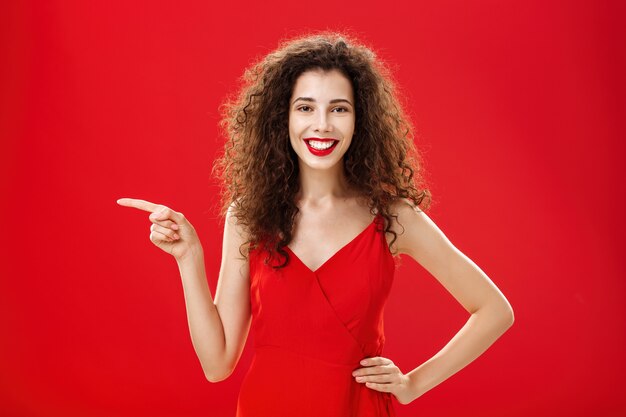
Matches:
[1,1,624,416]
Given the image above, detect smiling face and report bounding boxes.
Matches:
[288,68,356,171]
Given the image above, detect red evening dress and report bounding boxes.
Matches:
[236,212,397,417]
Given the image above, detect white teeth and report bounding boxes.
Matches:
[308,140,335,150]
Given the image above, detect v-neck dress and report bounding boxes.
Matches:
[236,212,397,417]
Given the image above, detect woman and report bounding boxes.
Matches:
[117,31,514,416]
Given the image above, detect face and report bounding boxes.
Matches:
[288,69,355,170]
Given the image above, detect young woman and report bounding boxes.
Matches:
[117,31,514,416]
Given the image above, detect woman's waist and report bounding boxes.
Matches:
[253,344,360,371]
[240,345,359,409]
[250,329,387,365]
[240,345,396,416]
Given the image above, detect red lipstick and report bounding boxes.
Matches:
[303,137,339,157]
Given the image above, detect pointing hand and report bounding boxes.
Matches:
[117,198,202,262]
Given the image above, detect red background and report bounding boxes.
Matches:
[1,1,625,416]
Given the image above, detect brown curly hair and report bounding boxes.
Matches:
[211,30,432,269]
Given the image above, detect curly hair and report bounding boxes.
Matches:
[211,30,432,269]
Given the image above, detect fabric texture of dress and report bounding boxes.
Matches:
[236,212,397,416]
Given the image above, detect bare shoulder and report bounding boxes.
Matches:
[224,200,250,247]
[386,197,447,263]
[219,200,251,288]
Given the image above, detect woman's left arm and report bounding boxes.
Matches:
[390,199,514,403]
[396,201,514,398]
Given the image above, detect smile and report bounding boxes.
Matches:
[303,137,339,156]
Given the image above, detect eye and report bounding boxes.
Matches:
[297,105,312,112]
[332,107,349,113]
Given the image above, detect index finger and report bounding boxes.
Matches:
[360,357,386,366]
[116,198,160,213]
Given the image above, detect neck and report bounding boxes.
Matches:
[296,160,354,207]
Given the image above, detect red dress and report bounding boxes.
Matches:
[236,213,397,416]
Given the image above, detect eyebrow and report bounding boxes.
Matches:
[291,97,353,106]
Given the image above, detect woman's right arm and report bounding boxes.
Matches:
[177,203,251,382]
[117,198,251,382]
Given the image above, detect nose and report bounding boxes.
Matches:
[314,111,333,132]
